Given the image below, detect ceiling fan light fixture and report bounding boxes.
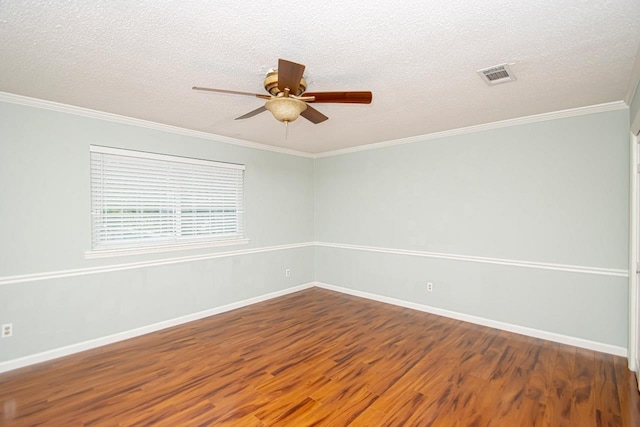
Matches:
[264,97,307,123]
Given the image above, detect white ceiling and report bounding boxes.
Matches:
[1,0,639,154]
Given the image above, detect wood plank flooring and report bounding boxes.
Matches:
[1,287,639,426]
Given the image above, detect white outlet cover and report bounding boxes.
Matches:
[2,323,12,338]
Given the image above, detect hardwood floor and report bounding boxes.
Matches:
[1,287,639,426]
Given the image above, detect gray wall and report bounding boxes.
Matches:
[315,110,630,347]
[0,101,315,362]
[0,100,632,364]
[632,83,640,134]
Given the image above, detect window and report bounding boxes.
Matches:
[89,146,246,256]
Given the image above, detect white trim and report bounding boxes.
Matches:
[315,282,628,357]
[85,239,250,259]
[0,242,314,286]
[0,92,314,158]
[0,283,314,374]
[315,242,628,277]
[2,241,626,287]
[90,145,245,169]
[630,132,639,372]
[637,356,640,391]
[315,101,628,158]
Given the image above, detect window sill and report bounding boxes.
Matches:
[85,238,250,259]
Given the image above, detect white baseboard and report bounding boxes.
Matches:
[315,282,628,357]
[0,283,314,374]
[1,281,627,374]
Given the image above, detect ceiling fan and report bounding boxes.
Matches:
[193,59,372,125]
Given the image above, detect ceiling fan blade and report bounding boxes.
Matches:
[278,59,305,95]
[303,91,372,104]
[300,105,329,124]
[235,106,267,120]
[193,87,270,99]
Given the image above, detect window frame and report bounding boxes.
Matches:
[86,146,248,259]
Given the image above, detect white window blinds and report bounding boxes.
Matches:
[90,146,245,252]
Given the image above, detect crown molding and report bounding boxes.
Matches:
[314,101,628,158]
[0,92,314,158]
[0,92,629,159]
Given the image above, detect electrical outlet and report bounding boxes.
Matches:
[427,282,433,292]
[2,323,12,338]
[285,269,291,277]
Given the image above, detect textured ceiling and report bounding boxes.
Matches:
[0,0,639,154]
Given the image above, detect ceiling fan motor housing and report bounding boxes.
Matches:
[264,70,307,96]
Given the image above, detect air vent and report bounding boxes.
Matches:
[477,64,516,86]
